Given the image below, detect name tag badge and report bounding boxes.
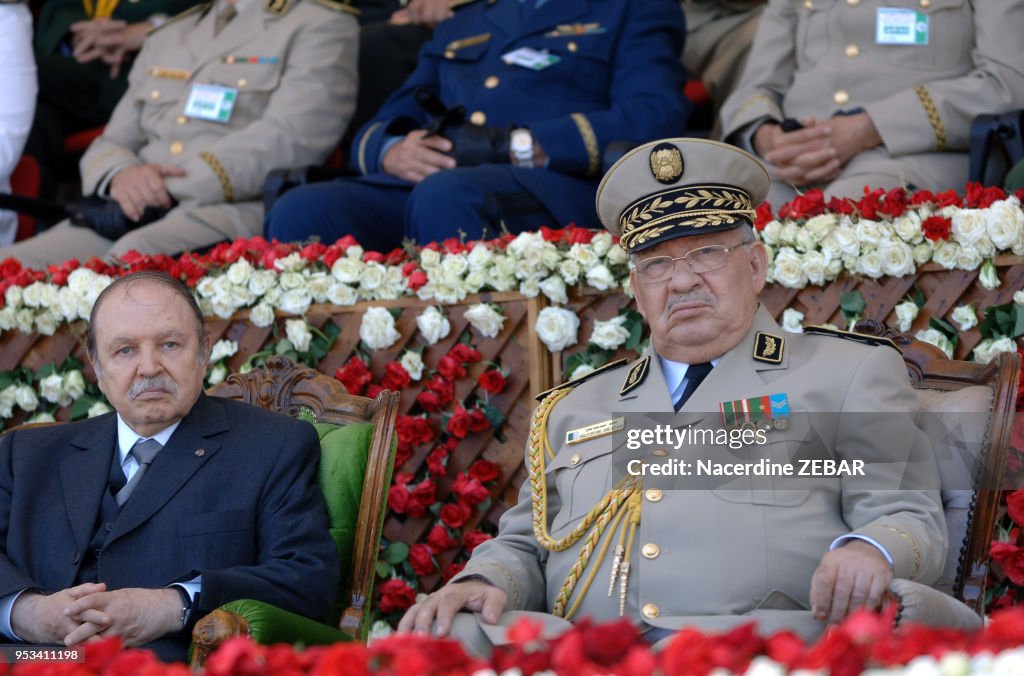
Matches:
[501,47,560,71]
[876,8,929,45]
[184,84,238,123]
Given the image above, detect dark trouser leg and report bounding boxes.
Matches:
[263,176,411,252]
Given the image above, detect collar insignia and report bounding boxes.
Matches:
[753,331,784,364]
[619,356,650,396]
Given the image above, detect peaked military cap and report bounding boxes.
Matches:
[595,138,771,254]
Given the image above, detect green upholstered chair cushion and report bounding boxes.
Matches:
[311,420,372,627]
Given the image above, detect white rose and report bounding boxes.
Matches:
[585,264,616,290]
[590,315,631,350]
[306,273,333,302]
[782,308,804,333]
[622,275,633,299]
[327,283,357,306]
[210,339,239,363]
[972,336,1017,364]
[210,298,235,320]
[832,226,861,257]
[226,258,253,286]
[879,240,915,277]
[539,275,568,304]
[39,373,65,405]
[535,306,579,352]
[569,363,596,381]
[66,268,94,295]
[894,301,919,333]
[248,270,276,297]
[400,351,424,381]
[955,246,983,271]
[0,307,14,331]
[606,243,629,267]
[432,282,462,305]
[273,252,305,272]
[795,227,816,253]
[463,270,486,294]
[360,263,387,292]
[932,241,959,269]
[804,214,836,243]
[0,385,15,418]
[466,243,493,270]
[86,275,111,304]
[75,297,92,322]
[951,305,977,331]
[912,242,933,265]
[63,370,86,400]
[771,248,807,288]
[779,222,799,246]
[568,243,599,270]
[87,400,112,418]
[759,220,782,246]
[416,306,451,344]
[285,319,313,353]
[892,213,923,244]
[15,384,38,412]
[40,284,60,309]
[952,209,987,245]
[915,328,954,359]
[34,313,57,336]
[15,309,34,334]
[486,269,515,292]
[518,277,540,298]
[826,258,843,277]
[57,287,80,321]
[25,412,55,424]
[250,303,276,328]
[360,306,401,350]
[975,235,996,258]
[492,254,516,279]
[278,271,304,291]
[345,244,364,260]
[21,282,46,308]
[207,362,229,386]
[1014,289,1024,306]
[558,259,581,285]
[540,245,562,271]
[855,220,884,247]
[278,288,312,315]
[464,303,505,339]
[419,248,441,269]
[440,253,469,280]
[800,251,828,286]
[591,232,613,257]
[978,259,1000,289]
[857,250,884,278]
[331,257,363,284]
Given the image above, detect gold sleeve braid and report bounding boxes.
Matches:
[913,85,947,152]
[199,151,234,203]
[881,525,922,580]
[570,113,600,177]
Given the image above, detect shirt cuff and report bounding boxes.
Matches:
[96,162,137,196]
[0,589,30,642]
[172,576,202,605]
[378,135,402,169]
[831,534,894,567]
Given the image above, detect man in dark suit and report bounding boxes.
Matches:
[0,271,338,661]
[265,0,689,251]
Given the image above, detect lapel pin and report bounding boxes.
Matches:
[195,448,205,457]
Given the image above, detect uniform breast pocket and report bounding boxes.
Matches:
[532,37,612,102]
[794,0,836,66]
[422,38,490,96]
[879,0,971,71]
[176,508,251,537]
[200,63,284,125]
[544,436,622,535]
[136,76,189,130]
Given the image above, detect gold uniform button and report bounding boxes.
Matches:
[651,449,668,457]
[484,76,500,89]
[470,111,487,125]
[444,50,455,59]
[845,44,860,58]
[176,115,187,125]
[641,543,660,559]
[645,488,663,503]
[150,90,161,100]
[847,0,860,5]
[833,89,850,105]
[170,141,184,155]
[570,453,581,466]
[803,0,812,8]
[567,41,578,52]
[237,78,248,88]
[642,603,660,619]
[920,0,931,6]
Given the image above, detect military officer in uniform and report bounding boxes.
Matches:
[1,0,358,269]
[719,0,1024,208]
[398,138,947,652]
[264,0,688,252]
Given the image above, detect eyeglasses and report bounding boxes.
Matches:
[632,241,752,283]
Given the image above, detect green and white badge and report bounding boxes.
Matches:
[184,83,238,123]
[876,8,929,45]
[502,47,560,71]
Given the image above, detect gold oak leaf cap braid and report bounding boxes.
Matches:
[594,138,771,254]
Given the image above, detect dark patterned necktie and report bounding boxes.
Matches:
[674,362,713,412]
[115,438,162,506]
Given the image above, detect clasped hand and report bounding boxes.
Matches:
[753,113,882,187]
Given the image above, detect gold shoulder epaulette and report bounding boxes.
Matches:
[148,2,209,34]
[803,325,899,351]
[305,0,358,14]
[534,359,628,402]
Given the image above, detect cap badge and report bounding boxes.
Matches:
[649,143,684,184]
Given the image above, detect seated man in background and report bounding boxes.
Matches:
[0,271,338,661]
[25,0,204,204]
[720,0,1024,208]
[1,0,358,269]
[0,0,36,246]
[399,139,946,652]
[265,0,689,252]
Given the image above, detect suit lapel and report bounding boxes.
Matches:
[618,347,707,427]
[107,395,227,546]
[60,418,118,556]
[184,4,217,63]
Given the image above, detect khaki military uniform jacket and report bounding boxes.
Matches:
[719,0,1024,202]
[1,0,357,267]
[455,306,946,639]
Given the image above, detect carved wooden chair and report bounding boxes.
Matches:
[855,320,1021,628]
[190,355,400,665]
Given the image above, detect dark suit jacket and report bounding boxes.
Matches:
[0,394,339,661]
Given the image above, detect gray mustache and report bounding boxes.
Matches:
[666,295,714,310]
[129,376,178,400]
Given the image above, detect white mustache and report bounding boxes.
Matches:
[129,376,177,400]
[666,294,714,310]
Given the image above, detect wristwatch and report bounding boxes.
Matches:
[510,128,534,168]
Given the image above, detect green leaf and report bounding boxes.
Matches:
[839,290,866,318]
[478,496,492,512]
[0,372,14,389]
[912,284,925,308]
[383,542,409,565]
[1013,306,1024,339]
[482,404,505,429]
[929,316,958,339]
[275,339,294,355]
[70,396,96,421]
[375,561,394,579]
[35,364,57,379]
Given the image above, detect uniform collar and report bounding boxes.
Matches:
[659,356,722,402]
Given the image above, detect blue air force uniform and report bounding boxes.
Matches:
[265,0,688,251]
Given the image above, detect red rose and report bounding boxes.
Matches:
[447,407,472,439]
[965,181,1006,209]
[427,525,458,552]
[909,189,935,207]
[437,354,467,382]
[300,242,327,263]
[416,391,442,413]
[377,579,417,614]
[441,561,465,583]
[388,484,411,515]
[335,357,372,395]
[991,541,1024,586]
[565,225,594,244]
[334,234,360,251]
[753,202,773,231]
[877,187,908,219]
[408,479,437,518]
[426,375,455,405]
[383,248,407,266]
[921,216,952,242]
[393,444,413,471]
[442,237,467,254]
[408,543,436,576]
[365,384,384,399]
[1017,188,1024,203]
[477,370,507,395]
[469,459,500,483]
[449,343,482,364]
[396,415,436,448]
[439,501,472,529]
[540,226,564,242]
[322,245,344,269]
[467,408,491,433]
[1007,490,1024,526]
[779,189,825,220]
[426,448,448,478]
[934,189,961,208]
[451,474,489,506]
[462,530,493,553]
[856,187,885,221]
[0,258,23,280]
[362,250,385,264]
[406,270,428,291]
